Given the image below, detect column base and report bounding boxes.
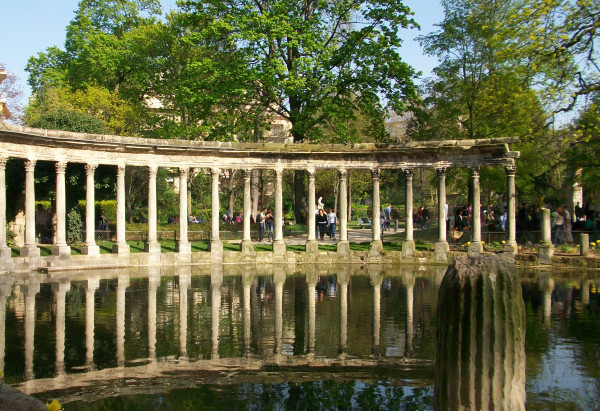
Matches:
[337,240,350,254]
[81,244,100,256]
[369,240,383,258]
[144,242,161,254]
[0,246,13,271]
[467,241,483,257]
[241,240,255,254]
[402,240,416,258]
[20,245,40,258]
[537,242,554,265]
[112,242,130,255]
[434,241,449,262]
[51,244,72,257]
[503,241,518,255]
[210,240,223,263]
[305,240,319,254]
[273,240,286,257]
[176,241,192,254]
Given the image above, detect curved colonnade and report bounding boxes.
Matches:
[0,124,519,272]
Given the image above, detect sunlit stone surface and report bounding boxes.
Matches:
[435,255,526,410]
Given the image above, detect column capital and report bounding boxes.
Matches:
[242,169,252,179]
[371,169,380,179]
[436,167,446,177]
[307,169,316,179]
[0,157,7,168]
[55,161,67,174]
[179,167,189,179]
[211,167,220,178]
[403,168,413,178]
[505,164,517,176]
[147,165,158,178]
[470,165,481,176]
[85,163,98,175]
[339,169,348,179]
[24,159,36,172]
[116,164,126,176]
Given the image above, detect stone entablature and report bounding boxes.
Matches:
[0,124,518,170]
[0,123,520,271]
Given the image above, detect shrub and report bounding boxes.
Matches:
[96,200,116,223]
[67,207,83,244]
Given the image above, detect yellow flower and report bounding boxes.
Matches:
[466,242,471,246]
[46,400,63,411]
[482,241,485,244]
[501,240,506,244]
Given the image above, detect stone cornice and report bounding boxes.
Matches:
[0,123,520,170]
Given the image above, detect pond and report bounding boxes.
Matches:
[1,264,599,410]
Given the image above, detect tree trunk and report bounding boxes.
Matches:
[125,168,133,223]
[347,172,352,222]
[294,170,307,224]
[227,169,237,215]
[251,169,261,223]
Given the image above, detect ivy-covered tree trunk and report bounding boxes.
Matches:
[294,171,307,224]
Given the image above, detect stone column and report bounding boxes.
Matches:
[370,169,383,255]
[306,269,317,355]
[211,274,222,359]
[337,169,350,254]
[0,280,11,372]
[580,233,590,256]
[241,169,254,254]
[580,280,590,305]
[242,271,253,356]
[468,166,482,257]
[274,269,285,355]
[21,159,40,258]
[434,168,449,261]
[0,158,12,270]
[52,280,70,376]
[24,279,40,380]
[84,277,99,369]
[116,273,129,367]
[405,275,415,356]
[371,270,382,357]
[273,168,286,257]
[306,169,318,253]
[82,164,100,256]
[210,168,223,262]
[338,268,349,355]
[402,168,416,257]
[176,168,191,255]
[179,268,191,360]
[504,165,518,255]
[537,208,554,264]
[148,270,160,361]
[145,165,161,254]
[112,164,130,255]
[51,161,71,256]
[435,256,526,411]
[538,272,554,325]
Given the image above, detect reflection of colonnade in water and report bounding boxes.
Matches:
[0,125,520,272]
[7,266,599,383]
[7,265,445,380]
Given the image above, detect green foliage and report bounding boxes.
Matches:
[27,107,108,134]
[67,207,83,244]
[175,0,419,143]
[96,200,117,223]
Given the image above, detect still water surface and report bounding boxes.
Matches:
[1,264,599,409]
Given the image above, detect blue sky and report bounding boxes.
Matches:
[0,0,443,108]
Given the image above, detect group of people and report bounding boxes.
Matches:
[316,207,338,240]
[257,208,275,242]
[222,209,244,224]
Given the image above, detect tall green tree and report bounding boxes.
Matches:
[176,0,419,222]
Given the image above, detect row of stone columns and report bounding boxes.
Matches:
[0,158,517,264]
[9,269,419,378]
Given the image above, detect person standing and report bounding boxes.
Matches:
[384,204,391,231]
[266,209,275,242]
[317,209,328,240]
[327,209,338,240]
[553,206,565,245]
[563,204,574,244]
[258,209,266,242]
